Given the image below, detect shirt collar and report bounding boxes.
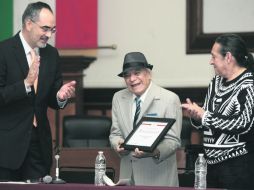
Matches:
[19,31,39,55]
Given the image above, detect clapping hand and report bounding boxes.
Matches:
[57,81,76,101]
[181,98,205,120]
[25,49,40,86]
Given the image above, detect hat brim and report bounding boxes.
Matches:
[118,64,153,77]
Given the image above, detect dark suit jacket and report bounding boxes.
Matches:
[0,33,63,171]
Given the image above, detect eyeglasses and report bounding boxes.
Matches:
[31,20,56,34]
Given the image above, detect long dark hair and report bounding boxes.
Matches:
[215,33,254,72]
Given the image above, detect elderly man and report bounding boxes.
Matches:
[109,52,182,186]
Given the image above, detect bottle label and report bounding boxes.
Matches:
[95,163,106,169]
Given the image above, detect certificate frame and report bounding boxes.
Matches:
[121,117,176,152]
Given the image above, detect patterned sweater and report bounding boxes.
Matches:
[201,70,254,164]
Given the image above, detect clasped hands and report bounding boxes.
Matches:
[116,139,159,159]
[181,98,205,120]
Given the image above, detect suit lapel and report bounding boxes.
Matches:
[120,91,133,134]
[37,47,48,95]
[12,34,29,78]
[139,83,160,120]
[11,33,48,95]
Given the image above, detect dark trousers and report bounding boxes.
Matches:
[207,153,254,189]
[0,127,47,181]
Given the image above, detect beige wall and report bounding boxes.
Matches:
[14,0,215,88]
[84,0,214,88]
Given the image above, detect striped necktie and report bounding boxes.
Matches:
[133,96,141,128]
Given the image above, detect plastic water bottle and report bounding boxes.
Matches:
[94,151,106,186]
[194,153,207,189]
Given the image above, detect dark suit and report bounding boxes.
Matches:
[0,33,63,174]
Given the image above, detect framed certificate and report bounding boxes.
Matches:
[121,117,176,152]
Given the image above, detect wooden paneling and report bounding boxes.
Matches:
[49,56,96,149]
[56,148,120,183]
[50,86,205,182]
[82,87,207,117]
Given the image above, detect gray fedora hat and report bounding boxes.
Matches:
[118,52,153,77]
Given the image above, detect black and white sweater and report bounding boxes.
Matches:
[201,70,254,164]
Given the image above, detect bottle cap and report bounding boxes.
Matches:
[198,153,204,156]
